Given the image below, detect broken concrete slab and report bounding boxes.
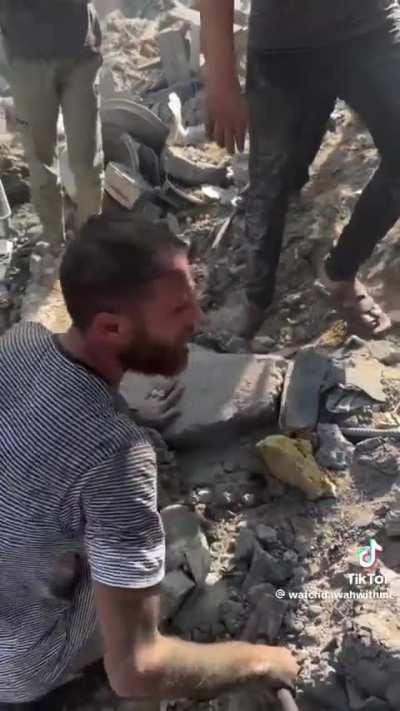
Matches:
[161,505,211,585]
[104,161,148,209]
[279,349,331,433]
[335,355,386,403]
[163,146,228,186]
[101,97,168,155]
[120,347,286,448]
[173,578,230,636]
[158,28,191,86]
[257,435,337,500]
[316,424,355,471]
[242,590,288,642]
[160,569,195,622]
[243,543,294,590]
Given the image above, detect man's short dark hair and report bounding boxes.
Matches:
[60,213,186,330]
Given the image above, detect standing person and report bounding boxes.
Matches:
[0,213,298,708]
[0,1,104,250]
[200,0,400,338]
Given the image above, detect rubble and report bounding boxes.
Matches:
[279,349,332,432]
[257,435,337,500]
[316,424,355,471]
[120,348,286,447]
[161,505,211,585]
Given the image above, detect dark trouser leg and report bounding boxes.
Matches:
[290,94,336,191]
[326,33,400,281]
[245,52,301,308]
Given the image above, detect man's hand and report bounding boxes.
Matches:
[206,78,248,154]
[253,646,299,692]
[133,380,183,432]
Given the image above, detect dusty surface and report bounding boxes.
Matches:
[1,6,400,711]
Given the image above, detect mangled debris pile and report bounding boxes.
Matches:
[60,1,250,245]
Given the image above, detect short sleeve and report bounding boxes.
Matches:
[82,438,165,589]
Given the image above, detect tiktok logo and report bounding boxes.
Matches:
[357,538,383,569]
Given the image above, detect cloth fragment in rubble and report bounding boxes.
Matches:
[257,434,337,500]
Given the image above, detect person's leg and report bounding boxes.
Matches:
[322,32,400,333]
[243,51,301,337]
[243,50,334,337]
[7,59,64,247]
[60,53,104,230]
[290,94,336,192]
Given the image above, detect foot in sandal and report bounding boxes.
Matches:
[320,264,392,337]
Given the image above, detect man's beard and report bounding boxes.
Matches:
[119,332,190,377]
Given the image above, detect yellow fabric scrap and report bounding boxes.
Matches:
[257,435,337,500]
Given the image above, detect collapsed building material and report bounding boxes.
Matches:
[163,145,228,186]
[158,28,191,87]
[104,161,148,209]
[279,349,331,433]
[101,97,168,155]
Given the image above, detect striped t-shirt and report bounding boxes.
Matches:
[0,322,165,703]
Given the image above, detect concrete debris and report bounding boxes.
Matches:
[326,387,375,414]
[173,579,230,637]
[255,524,278,547]
[279,349,332,433]
[242,589,288,642]
[120,348,286,448]
[257,435,337,500]
[163,146,228,186]
[385,509,400,538]
[234,527,256,562]
[0,239,12,282]
[158,28,191,87]
[101,97,168,155]
[243,542,294,589]
[335,355,386,403]
[161,570,195,622]
[104,161,147,208]
[161,505,211,585]
[316,424,355,471]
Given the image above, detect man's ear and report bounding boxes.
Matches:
[92,312,131,344]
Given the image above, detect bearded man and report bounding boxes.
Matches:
[0,213,297,709]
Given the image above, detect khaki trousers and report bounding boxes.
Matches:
[7,53,104,243]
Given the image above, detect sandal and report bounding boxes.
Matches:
[319,273,392,337]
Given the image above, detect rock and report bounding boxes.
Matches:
[255,524,278,547]
[160,570,195,621]
[158,28,191,86]
[340,612,400,703]
[366,340,400,367]
[279,348,332,432]
[161,505,211,585]
[120,348,286,448]
[234,527,256,562]
[246,582,276,606]
[173,579,229,636]
[336,355,386,403]
[163,146,228,187]
[316,424,355,471]
[2,173,30,207]
[305,670,349,711]
[220,600,246,636]
[386,680,400,708]
[242,590,288,642]
[257,435,337,500]
[385,510,400,538]
[243,543,293,590]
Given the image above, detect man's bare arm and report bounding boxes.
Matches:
[94,582,298,701]
[200,0,247,153]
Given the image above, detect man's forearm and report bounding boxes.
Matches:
[200,0,236,82]
[113,635,273,701]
